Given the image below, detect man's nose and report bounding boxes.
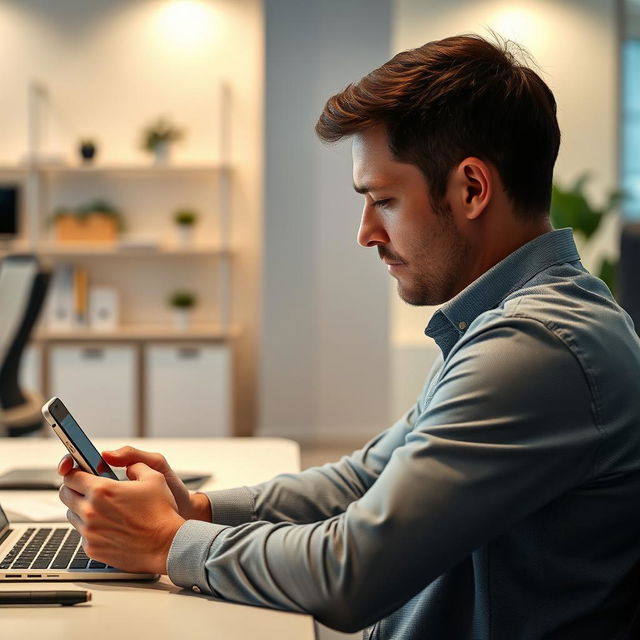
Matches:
[357,204,390,247]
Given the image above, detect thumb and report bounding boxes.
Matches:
[103,447,171,474]
[126,462,162,483]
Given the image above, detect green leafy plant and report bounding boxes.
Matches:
[550,173,622,293]
[141,116,184,152]
[174,208,199,226]
[169,290,197,309]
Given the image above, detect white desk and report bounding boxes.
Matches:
[0,437,316,640]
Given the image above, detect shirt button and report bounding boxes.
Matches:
[458,321,467,331]
[192,585,202,593]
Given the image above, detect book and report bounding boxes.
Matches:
[73,266,88,325]
[46,264,74,331]
[89,286,119,331]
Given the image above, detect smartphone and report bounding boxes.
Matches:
[42,397,118,480]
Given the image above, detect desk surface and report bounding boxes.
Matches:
[0,437,316,640]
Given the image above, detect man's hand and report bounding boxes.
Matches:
[58,462,185,574]
[57,447,212,522]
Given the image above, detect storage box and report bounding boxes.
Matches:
[54,213,118,244]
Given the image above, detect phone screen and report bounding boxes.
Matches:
[50,402,118,480]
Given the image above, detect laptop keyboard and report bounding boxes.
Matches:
[0,527,113,571]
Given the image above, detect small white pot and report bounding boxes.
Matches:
[172,308,191,331]
[176,224,194,247]
[153,141,171,166]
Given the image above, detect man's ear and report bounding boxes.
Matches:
[450,157,492,221]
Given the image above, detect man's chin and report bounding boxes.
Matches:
[396,281,451,307]
[397,283,431,307]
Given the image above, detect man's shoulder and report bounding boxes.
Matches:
[475,265,624,337]
[461,267,640,405]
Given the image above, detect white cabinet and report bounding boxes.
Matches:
[49,345,137,437]
[145,344,230,437]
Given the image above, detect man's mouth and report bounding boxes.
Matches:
[378,247,405,266]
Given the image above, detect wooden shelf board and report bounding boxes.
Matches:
[38,244,231,257]
[1,243,232,258]
[38,163,231,175]
[0,166,28,176]
[35,324,239,343]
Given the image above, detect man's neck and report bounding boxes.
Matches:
[463,216,553,293]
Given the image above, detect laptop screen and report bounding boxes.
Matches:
[0,503,9,533]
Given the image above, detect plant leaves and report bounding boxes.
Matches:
[550,173,611,240]
[598,257,617,297]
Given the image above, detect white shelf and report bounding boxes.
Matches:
[35,323,239,343]
[0,163,230,177]
[0,165,28,175]
[10,80,242,434]
[0,243,232,259]
[38,243,232,258]
[38,162,231,176]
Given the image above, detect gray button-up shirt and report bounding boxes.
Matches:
[168,229,640,639]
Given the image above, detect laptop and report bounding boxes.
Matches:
[0,502,157,582]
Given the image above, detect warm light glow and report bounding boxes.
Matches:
[155,1,217,49]
[488,6,542,47]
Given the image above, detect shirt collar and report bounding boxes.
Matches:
[425,228,580,357]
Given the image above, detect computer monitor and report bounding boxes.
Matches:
[0,185,19,238]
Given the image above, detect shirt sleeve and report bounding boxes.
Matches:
[167,317,602,633]
[203,412,417,526]
[203,356,445,527]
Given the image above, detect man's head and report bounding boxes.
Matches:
[315,35,560,306]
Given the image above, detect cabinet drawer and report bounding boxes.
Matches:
[145,344,230,437]
[49,345,137,437]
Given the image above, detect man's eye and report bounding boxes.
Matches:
[374,199,391,209]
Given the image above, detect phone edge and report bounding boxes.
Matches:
[42,396,95,475]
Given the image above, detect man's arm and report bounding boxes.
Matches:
[167,317,601,632]
[205,411,418,526]
[205,355,445,527]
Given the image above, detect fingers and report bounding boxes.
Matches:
[66,508,83,532]
[102,446,171,473]
[59,484,84,515]
[126,462,163,483]
[63,467,106,494]
[57,454,76,477]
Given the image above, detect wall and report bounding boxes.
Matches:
[390,0,620,411]
[260,0,393,441]
[0,0,263,435]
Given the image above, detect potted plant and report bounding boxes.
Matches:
[50,199,124,245]
[550,174,622,294]
[173,208,199,246]
[169,290,197,330]
[141,116,184,165]
[78,138,97,163]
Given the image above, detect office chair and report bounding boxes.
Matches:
[618,223,640,336]
[0,254,50,436]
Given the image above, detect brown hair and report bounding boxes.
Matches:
[315,34,560,218]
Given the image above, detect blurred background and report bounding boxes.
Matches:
[0,0,638,465]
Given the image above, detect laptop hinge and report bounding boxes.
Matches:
[0,528,12,547]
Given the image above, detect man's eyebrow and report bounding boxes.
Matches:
[353,182,384,194]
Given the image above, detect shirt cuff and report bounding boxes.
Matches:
[167,519,229,595]
[204,486,255,525]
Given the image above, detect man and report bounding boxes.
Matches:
[59,35,640,639]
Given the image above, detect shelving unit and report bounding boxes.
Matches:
[3,81,238,437]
